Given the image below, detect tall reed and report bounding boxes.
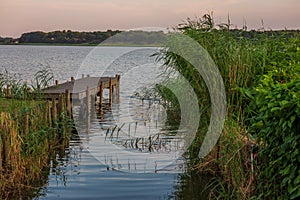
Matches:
[154,13,299,199]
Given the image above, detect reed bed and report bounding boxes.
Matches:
[0,97,72,199]
[153,13,300,199]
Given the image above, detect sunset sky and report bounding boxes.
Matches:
[1,0,299,37]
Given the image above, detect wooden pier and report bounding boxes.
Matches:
[40,74,120,122]
[42,74,120,103]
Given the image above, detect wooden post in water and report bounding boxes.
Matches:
[86,86,90,132]
[98,82,104,118]
[116,74,121,96]
[116,75,120,103]
[109,78,113,105]
[94,84,98,107]
[91,94,95,115]
[86,86,90,114]
[99,82,103,108]
[65,89,71,117]
[94,94,97,106]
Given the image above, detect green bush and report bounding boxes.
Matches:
[249,60,300,199]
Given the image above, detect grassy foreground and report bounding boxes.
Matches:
[0,70,72,199]
[0,98,72,199]
[0,98,41,112]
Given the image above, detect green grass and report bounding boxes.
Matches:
[0,98,42,113]
[0,67,73,199]
[0,98,72,199]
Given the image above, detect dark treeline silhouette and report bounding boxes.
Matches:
[0,30,167,45]
[0,37,18,44]
[18,30,121,44]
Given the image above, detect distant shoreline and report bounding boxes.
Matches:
[0,43,97,46]
[0,43,163,47]
[0,30,166,47]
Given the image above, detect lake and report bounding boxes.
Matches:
[0,45,210,199]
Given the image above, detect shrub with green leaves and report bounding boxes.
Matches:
[249,60,300,199]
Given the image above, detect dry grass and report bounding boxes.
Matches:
[0,99,71,199]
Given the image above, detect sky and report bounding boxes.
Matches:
[1,0,299,37]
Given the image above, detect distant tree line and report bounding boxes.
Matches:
[0,37,18,44]
[0,30,168,45]
[18,30,121,44]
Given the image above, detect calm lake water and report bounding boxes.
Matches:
[0,45,209,199]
